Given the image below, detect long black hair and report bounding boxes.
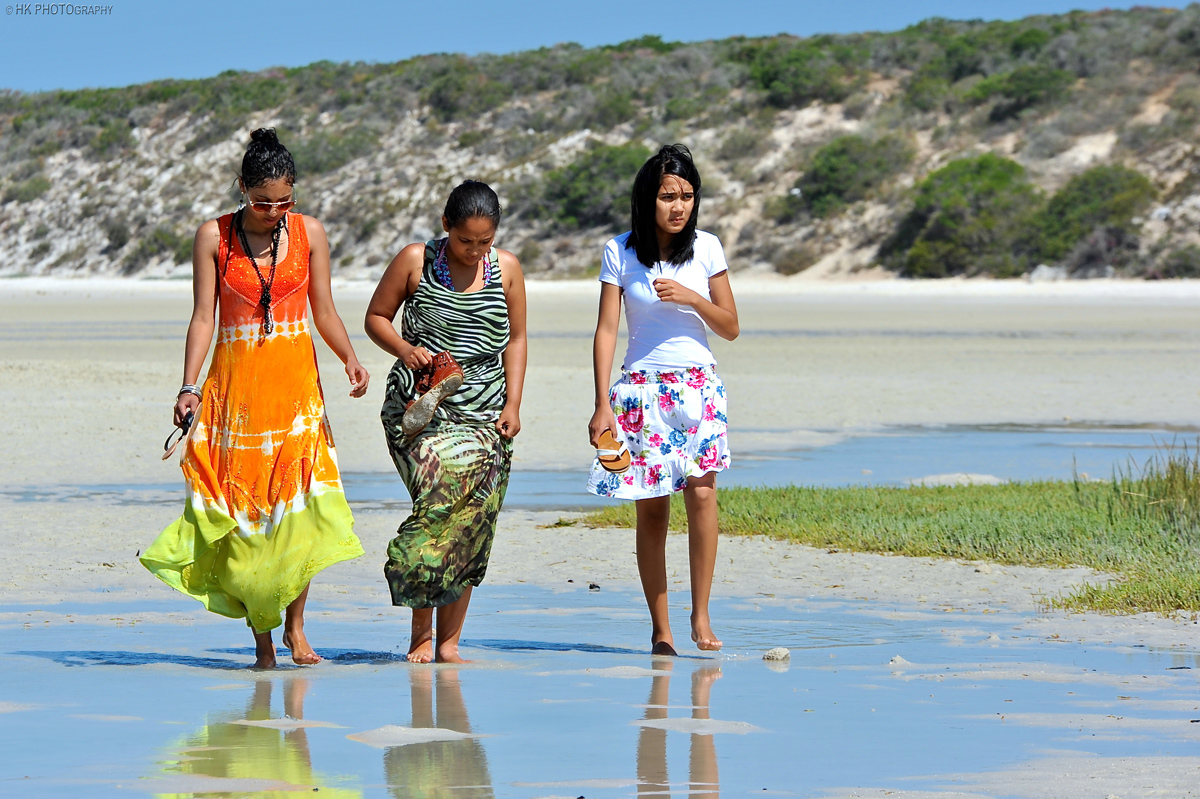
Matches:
[443,180,502,229]
[240,128,296,188]
[626,144,701,267]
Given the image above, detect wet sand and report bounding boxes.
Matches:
[2,277,1200,796]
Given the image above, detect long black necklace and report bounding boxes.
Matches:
[234,209,287,335]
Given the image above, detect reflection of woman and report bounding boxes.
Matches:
[141,129,369,668]
[155,679,361,798]
[636,662,721,798]
[588,145,739,655]
[365,181,527,663]
[383,669,494,798]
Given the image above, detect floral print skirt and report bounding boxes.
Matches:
[587,365,730,500]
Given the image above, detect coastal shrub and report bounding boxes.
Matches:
[1036,165,1156,263]
[422,63,510,121]
[716,126,771,162]
[965,65,1074,120]
[733,37,865,108]
[773,245,819,275]
[539,141,652,230]
[1147,245,1200,279]
[287,127,379,175]
[881,153,1042,278]
[2,174,50,204]
[122,226,191,273]
[101,218,131,253]
[791,134,913,218]
[90,119,134,156]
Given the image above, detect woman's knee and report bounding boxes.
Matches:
[684,473,717,500]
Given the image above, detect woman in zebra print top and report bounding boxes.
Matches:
[365,181,528,664]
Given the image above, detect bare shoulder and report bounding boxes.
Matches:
[196,218,221,241]
[193,219,222,255]
[496,248,524,279]
[300,214,328,239]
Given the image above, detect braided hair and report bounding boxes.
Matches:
[240,128,296,188]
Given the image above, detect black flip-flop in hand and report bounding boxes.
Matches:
[162,410,195,461]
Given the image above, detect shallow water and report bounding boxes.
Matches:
[4,424,1192,511]
[3,587,1199,798]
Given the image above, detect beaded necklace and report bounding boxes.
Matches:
[234,209,287,335]
[433,238,492,291]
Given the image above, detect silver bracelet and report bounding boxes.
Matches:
[177,384,202,400]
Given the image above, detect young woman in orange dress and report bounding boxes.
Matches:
[141,129,370,669]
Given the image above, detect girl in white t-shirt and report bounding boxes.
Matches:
[587,144,740,655]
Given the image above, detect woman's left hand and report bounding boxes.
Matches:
[653,278,700,307]
[346,359,370,398]
[496,404,521,439]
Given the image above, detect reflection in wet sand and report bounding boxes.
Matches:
[637,661,721,797]
[154,679,359,798]
[383,668,494,798]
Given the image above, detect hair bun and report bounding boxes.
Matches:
[249,128,280,146]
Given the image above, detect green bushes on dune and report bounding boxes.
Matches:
[537,142,652,231]
[772,134,914,221]
[881,153,1042,278]
[882,157,1157,278]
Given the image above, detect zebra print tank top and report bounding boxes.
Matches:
[383,240,511,427]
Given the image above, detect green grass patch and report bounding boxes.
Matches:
[580,445,1200,615]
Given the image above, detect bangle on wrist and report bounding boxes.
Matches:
[177,384,202,400]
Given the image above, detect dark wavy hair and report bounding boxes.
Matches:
[626,144,701,267]
[240,128,296,188]
[443,180,502,229]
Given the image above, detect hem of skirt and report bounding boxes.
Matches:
[388,574,484,610]
[586,463,729,501]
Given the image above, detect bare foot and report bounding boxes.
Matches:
[407,636,434,663]
[435,642,471,664]
[252,635,277,669]
[281,629,322,665]
[651,639,678,657]
[690,615,723,652]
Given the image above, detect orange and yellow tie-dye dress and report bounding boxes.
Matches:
[141,212,363,633]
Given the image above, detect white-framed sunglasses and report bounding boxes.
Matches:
[243,194,297,213]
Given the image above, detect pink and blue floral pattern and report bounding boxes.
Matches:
[587,365,731,500]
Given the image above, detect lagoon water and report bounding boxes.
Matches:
[3,424,1190,512]
[4,586,1199,798]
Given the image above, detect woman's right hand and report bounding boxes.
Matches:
[588,405,620,448]
[174,393,200,428]
[401,344,434,370]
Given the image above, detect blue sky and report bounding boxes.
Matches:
[0,1,1188,93]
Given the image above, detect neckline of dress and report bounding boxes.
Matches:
[236,211,293,267]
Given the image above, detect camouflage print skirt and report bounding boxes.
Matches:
[382,420,513,609]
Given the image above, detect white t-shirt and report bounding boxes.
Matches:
[599,230,729,371]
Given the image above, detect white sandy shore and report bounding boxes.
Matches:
[2,278,1199,650]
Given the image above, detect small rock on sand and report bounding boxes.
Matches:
[763,647,791,661]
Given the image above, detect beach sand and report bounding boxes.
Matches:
[3,276,1200,796]
[2,276,1197,636]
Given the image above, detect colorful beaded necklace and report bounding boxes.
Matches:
[433,238,492,291]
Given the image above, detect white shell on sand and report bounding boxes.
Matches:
[763,647,791,661]
[347,725,477,749]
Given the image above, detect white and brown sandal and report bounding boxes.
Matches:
[596,429,631,474]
